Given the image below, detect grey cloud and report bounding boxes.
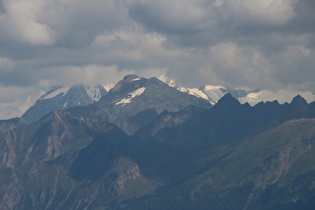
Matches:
[0,0,132,50]
[0,0,315,119]
[0,1,6,14]
[126,0,209,35]
[270,45,315,89]
[38,0,131,48]
[290,0,315,33]
[0,0,314,98]
[122,0,315,90]
[124,0,313,50]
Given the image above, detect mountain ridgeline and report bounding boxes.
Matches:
[22,84,107,123]
[1,75,315,209]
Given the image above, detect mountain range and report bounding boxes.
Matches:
[158,75,315,105]
[20,75,315,126]
[1,75,315,209]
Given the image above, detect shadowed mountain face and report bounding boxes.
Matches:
[127,118,315,210]
[133,93,314,147]
[0,118,23,136]
[1,75,315,209]
[69,75,212,135]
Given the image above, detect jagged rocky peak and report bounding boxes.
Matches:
[291,94,308,106]
[242,102,251,108]
[253,100,282,110]
[215,93,241,108]
[265,100,280,106]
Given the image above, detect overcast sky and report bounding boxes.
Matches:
[0,0,315,119]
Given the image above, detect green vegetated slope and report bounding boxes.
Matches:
[126,118,315,210]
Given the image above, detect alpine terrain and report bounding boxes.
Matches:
[0,75,315,210]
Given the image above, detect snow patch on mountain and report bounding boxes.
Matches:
[181,88,209,101]
[116,87,146,106]
[41,85,105,102]
[131,78,142,82]
[40,86,69,100]
[63,101,68,108]
[84,85,104,101]
[158,75,210,101]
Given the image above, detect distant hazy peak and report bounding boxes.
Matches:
[22,84,107,123]
[158,75,315,106]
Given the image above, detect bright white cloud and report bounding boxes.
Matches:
[1,0,55,45]
[0,0,132,47]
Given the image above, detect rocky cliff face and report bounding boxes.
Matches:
[0,118,23,134]
[0,110,159,209]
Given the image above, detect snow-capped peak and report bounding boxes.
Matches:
[40,86,69,100]
[158,75,210,101]
[40,84,106,102]
[22,84,108,123]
